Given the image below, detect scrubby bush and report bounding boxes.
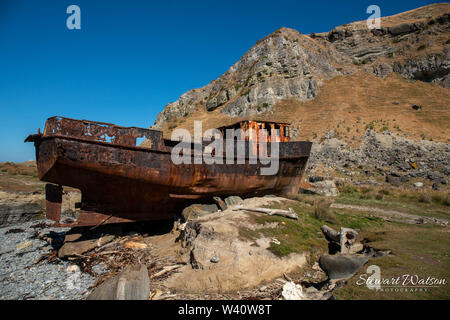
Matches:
[342,185,358,194]
[418,192,432,203]
[431,192,450,206]
[375,192,384,200]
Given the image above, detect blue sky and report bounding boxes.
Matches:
[0,0,440,162]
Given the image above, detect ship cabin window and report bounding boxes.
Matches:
[284,126,290,138]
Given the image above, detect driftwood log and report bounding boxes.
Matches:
[321,225,340,243]
[321,225,359,254]
[234,205,298,220]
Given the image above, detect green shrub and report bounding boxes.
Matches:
[342,185,358,194]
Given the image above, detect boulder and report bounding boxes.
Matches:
[0,191,44,226]
[400,175,409,183]
[319,254,369,280]
[181,204,219,221]
[87,264,150,300]
[224,196,244,207]
[16,240,33,250]
[309,176,324,183]
[388,23,417,36]
[386,174,401,186]
[304,180,339,197]
[414,182,424,188]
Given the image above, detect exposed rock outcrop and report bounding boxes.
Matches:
[0,190,81,226]
[153,27,345,128]
[168,196,307,293]
[312,7,450,86]
[0,191,44,226]
[153,4,450,131]
[307,130,450,179]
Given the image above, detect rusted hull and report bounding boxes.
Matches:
[27,117,312,226]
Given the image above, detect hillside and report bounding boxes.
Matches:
[153,3,450,145]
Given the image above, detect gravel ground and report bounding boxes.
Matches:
[0,219,97,300]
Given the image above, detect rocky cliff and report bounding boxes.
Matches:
[153,3,450,139]
[154,27,348,126]
[313,3,450,87]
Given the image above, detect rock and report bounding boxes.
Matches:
[281,281,305,300]
[66,265,80,273]
[87,264,150,300]
[16,240,33,250]
[154,6,450,129]
[334,179,343,187]
[319,254,369,280]
[181,204,219,221]
[373,63,393,78]
[306,180,339,197]
[388,23,417,36]
[170,202,308,292]
[5,228,25,234]
[153,27,339,127]
[386,174,401,186]
[312,262,321,271]
[400,175,409,183]
[412,104,422,111]
[210,255,219,263]
[360,246,391,258]
[58,234,115,258]
[213,197,227,211]
[224,196,244,207]
[432,182,440,190]
[0,191,44,226]
[348,242,364,254]
[414,182,424,188]
[305,286,319,294]
[309,176,324,183]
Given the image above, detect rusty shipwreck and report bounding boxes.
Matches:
[25,116,311,226]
